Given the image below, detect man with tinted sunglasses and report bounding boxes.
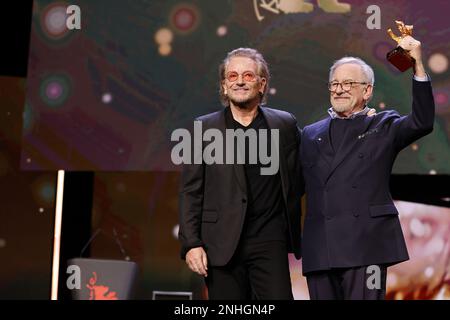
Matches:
[178,48,303,299]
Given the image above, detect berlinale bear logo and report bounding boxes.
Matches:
[86,272,118,300]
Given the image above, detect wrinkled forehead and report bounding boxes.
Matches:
[331,63,365,81]
[225,56,259,73]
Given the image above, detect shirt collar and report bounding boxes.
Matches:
[328,106,369,120]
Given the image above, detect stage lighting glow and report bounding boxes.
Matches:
[429,169,437,175]
[0,238,6,248]
[154,28,173,45]
[40,182,56,204]
[31,175,56,207]
[46,82,63,100]
[409,218,426,237]
[394,292,404,300]
[387,273,398,286]
[174,9,194,30]
[269,88,277,95]
[434,92,448,106]
[435,286,448,300]
[424,266,434,278]
[170,4,200,34]
[46,8,65,33]
[159,44,172,56]
[41,3,69,39]
[102,93,113,104]
[40,75,71,108]
[378,102,386,109]
[172,224,179,240]
[411,144,418,151]
[425,237,445,255]
[384,201,450,300]
[428,53,448,74]
[217,26,227,37]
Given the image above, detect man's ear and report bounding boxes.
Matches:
[259,77,267,94]
[222,81,227,95]
[364,84,373,101]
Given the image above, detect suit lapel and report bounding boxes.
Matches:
[315,117,334,167]
[260,107,290,202]
[326,115,374,181]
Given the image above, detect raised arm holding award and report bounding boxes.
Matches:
[386,20,416,72]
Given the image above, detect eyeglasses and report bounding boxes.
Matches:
[328,81,368,92]
[225,71,259,82]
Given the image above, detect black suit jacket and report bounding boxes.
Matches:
[179,106,303,266]
[300,79,435,274]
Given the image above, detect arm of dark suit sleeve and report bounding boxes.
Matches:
[178,121,205,260]
[179,161,205,260]
[393,79,435,151]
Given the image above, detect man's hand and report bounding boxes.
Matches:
[186,247,208,277]
[398,35,426,78]
[367,108,377,117]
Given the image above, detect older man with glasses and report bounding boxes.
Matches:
[300,35,435,299]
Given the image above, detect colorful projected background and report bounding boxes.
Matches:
[23,0,450,173]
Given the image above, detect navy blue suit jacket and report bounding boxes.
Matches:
[300,79,435,274]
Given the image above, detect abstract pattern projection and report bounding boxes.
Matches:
[23,0,449,173]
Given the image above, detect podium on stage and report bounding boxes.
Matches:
[67,258,138,300]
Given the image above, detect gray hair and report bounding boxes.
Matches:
[218,48,270,107]
[329,56,375,86]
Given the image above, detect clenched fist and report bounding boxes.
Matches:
[398,35,426,78]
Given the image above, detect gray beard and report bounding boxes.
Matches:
[230,96,258,109]
[332,104,350,113]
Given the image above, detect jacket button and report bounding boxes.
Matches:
[242,199,247,203]
[352,185,357,189]
[326,216,332,220]
[358,153,364,158]
[353,212,359,217]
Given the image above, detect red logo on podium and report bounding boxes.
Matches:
[86,272,118,300]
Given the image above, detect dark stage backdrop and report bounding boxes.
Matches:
[22,0,450,173]
[0,77,55,299]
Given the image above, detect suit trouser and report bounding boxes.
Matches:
[306,265,387,300]
[205,239,293,300]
